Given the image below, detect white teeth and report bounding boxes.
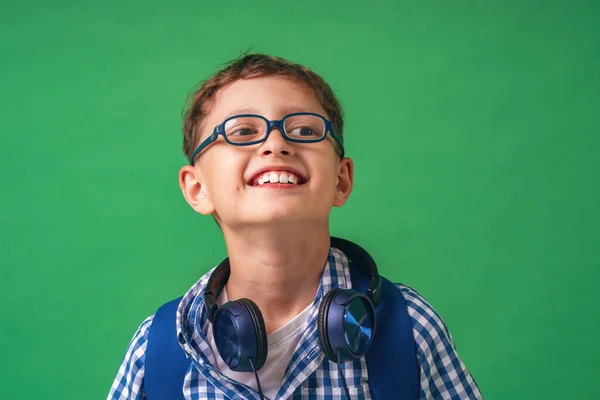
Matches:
[256,171,300,185]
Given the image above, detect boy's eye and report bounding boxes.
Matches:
[288,126,320,137]
[229,128,258,137]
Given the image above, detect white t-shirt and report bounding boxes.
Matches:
[205,288,312,400]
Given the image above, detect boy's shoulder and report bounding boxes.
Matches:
[394,283,455,344]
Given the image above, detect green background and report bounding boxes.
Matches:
[1,0,598,398]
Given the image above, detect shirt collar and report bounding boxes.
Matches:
[176,247,352,365]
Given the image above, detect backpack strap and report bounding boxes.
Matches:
[350,262,421,400]
[144,296,188,400]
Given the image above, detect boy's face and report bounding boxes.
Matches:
[179,75,353,229]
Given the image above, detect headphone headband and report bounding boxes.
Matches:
[329,237,382,307]
[204,237,381,320]
[204,258,230,322]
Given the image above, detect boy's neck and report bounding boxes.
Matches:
[221,223,330,334]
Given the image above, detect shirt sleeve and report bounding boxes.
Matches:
[397,285,483,400]
[107,315,154,400]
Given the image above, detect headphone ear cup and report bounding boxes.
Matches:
[318,288,343,363]
[236,298,268,371]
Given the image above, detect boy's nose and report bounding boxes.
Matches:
[259,127,295,156]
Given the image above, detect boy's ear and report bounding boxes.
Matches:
[179,165,216,215]
[333,157,354,207]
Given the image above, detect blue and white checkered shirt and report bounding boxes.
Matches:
[108,247,482,399]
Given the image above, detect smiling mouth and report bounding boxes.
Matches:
[249,171,307,186]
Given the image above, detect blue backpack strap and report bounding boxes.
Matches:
[350,262,421,400]
[144,296,189,400]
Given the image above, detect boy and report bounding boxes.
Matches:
[108,54,482,399]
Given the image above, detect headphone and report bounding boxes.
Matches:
[203,237,382,373]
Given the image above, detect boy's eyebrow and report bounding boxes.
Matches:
[224,107,259,118]
[223,106,313,120]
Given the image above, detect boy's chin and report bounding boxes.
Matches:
[250,213,308,225]
[234,211,322,227]
[220,202,332,228]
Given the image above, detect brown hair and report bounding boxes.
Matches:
[181,53,344,160]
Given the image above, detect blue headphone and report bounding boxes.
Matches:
[203,237,382,373]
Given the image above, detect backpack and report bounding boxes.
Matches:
[144,262,420,399]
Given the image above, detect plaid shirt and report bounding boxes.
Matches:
[108,248,482,399]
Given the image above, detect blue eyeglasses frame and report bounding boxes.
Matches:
[189,112,345,165]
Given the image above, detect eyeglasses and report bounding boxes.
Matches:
[189,112,345,165]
